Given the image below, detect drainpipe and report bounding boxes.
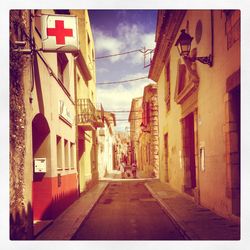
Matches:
[74,55,80,197]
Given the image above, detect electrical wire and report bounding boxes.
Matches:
[106,114,157,122]
[118,120,139,123]
[106,110,141,113]
[96,76,148,85]
[95,49,143,60]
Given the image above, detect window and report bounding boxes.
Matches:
[87,33,91,57]
[87,33,90,45]
[57,53,69,90]
[70,142,75,169]
[87,33,93,65]
[64,139,69,170]
[165,60,171,111]
[57,136,62,170]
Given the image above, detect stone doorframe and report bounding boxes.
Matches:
[224,69,240,219]
[180,105,200,204]
[174,57,200,203]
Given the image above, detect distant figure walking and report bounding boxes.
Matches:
[120,162,125,179]
[131,161,137,178]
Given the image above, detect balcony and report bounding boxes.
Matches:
[76,99,104,130]
[94,109,104,128]
[76,98,96,131]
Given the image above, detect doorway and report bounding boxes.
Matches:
[32,113,51,220]
[229,85,240,216]
[182,112,196,196]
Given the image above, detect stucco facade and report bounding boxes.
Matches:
[149,10,240,222]
[29,9,79,222]
[97,112,116,178]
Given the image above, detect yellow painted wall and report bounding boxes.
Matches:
[72,10,98,192]
[156,10,240,218]
[158,59,183,190]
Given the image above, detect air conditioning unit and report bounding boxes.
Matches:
[34,158,47,173]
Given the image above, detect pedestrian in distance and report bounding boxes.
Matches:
[131,161,137,178]
[120,162,125,179]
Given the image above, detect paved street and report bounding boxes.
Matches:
[72,181,185,240]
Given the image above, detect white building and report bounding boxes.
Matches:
[97,112,116,178]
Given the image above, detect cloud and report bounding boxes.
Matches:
[97,67,109,73]
[94,30,124,62]
[94,23,155,65]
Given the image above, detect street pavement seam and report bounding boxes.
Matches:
[145,182,195,240]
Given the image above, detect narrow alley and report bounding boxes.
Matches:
[8,7,243,247]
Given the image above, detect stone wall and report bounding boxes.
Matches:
[9,10,33,240]
[150,92,159,177]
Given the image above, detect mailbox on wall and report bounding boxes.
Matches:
[34,158,47,173]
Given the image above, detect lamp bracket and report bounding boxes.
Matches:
[194,54,213,67]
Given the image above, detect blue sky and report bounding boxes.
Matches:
[88,10,157,131]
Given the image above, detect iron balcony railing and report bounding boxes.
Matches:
[76,98,96,125]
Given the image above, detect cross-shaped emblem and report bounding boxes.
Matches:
[47,20,73,45]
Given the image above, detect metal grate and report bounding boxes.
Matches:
[76,98,96,124]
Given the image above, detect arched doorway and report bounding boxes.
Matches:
[32,113,51,220]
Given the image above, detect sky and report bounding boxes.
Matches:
[88,10,157,131]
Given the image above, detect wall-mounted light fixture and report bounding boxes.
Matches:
[175,29,213,67]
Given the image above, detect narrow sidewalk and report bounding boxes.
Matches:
[35,181,109,240]
[145,180,240,240]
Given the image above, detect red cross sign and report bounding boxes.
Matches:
[47,20,73,45]
[41,14,79,52]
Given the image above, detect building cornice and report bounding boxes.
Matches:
[148,10,186,82]
[74,51,92,81]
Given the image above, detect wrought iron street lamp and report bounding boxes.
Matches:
[175,29,213,67]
